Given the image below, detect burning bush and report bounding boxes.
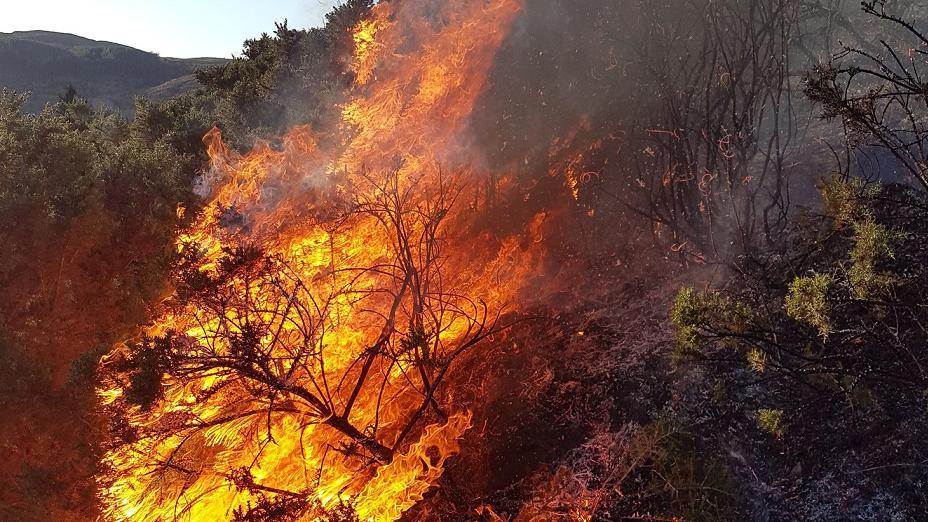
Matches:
[69,0,928,520]
[94,1,539,518]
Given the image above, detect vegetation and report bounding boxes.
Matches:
[784,272,832,338]
[0,3,372,519]
[193,0,373,144]
[667,179,928,519]
[0,89,193,519]
[2,0,928,520]
[661,4,928,517]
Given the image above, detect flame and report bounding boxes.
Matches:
[98,1,536,521]
[546,115,613,202]
[352,16,385,87]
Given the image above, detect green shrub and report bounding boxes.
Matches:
[671,287,751,360]
[785,273,832,338]
[849,219,895,300]
[818,176,879,229]
[755,408,784,437]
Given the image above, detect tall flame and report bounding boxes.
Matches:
[98,1,538,520]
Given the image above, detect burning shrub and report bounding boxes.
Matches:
[98,149,511,518]
[74,1,928,520]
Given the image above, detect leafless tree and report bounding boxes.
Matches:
[616,0,800,259]
[794,0,882,60]
[805,0,928,192]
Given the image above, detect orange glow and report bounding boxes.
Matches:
[97,1,539,521]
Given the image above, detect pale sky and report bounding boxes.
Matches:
[0,0,343,58]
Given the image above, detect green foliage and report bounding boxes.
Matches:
[196,2,374,140]
[849,219,895,299]
[818,176,878,229]
[755,408,784,436]
[746,348,766,373]
[0,89,196,518]
[671,289,705,357]
[785,273,832,338]
[816,176,897,300]
[0,90,194,230]
[671,287,751,360]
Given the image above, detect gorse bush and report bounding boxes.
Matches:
[818,176,877,230]
[849,219,895,300]
[785,273,832,338]
[670,171,928,517]
[0,4,376,516]
[0,88,200,519]
[671,287,751,361]
[755,408,784,437]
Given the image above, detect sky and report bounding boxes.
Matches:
[0,0,343,58]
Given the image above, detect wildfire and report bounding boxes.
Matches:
[351,17,384,87]
[97,1,541,521]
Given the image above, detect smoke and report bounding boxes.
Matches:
[191,0,909,296]
[470,0,632,169]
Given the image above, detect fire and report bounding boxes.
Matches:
[97,1,537,520]
[351,17,384,87]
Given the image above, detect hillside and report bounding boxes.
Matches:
[0,31,226,112]
[6,1,928,520]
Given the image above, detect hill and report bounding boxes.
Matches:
[0,30,227,112]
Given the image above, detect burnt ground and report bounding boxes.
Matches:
[405,260,686,520]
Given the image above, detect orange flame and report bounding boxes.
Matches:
[98,1,538,521]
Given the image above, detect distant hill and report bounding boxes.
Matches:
[0,31,227,113]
